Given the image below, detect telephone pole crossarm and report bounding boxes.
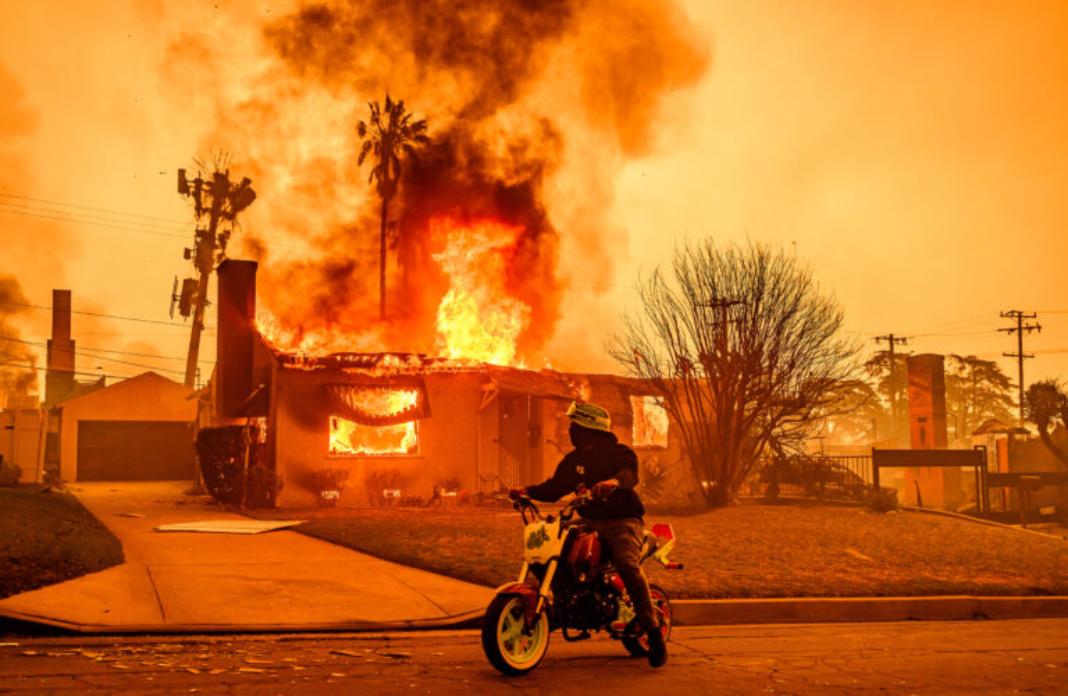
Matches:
[999,310,1041,426]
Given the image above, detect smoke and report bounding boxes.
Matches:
[164,0,709,362]
[0,276,37,401]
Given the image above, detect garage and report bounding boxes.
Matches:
[77,421,194,481]
[56,372,198,482]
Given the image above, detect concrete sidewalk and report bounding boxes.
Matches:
[0,482,494,633]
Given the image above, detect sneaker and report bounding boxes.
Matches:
[646,626,668,668]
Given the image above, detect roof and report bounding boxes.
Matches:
[55,371,193,410]
[271,347,582,400]
[972,419,1030,436]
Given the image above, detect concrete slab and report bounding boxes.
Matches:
[0,482,494,633]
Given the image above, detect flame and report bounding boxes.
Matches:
[329,388,420,456]
[432,217,531,366]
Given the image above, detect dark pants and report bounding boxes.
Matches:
[586,517,658,632]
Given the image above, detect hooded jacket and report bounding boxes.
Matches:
[525,431,644,520]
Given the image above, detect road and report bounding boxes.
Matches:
[2,619,1067,694]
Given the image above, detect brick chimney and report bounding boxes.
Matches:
[216,260,258,417]
[45,289,75,407]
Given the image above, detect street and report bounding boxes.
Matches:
[2,619,1067,694]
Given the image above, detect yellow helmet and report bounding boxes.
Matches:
[566,401,612,433]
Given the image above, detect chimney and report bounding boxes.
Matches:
[45,289,75,407]
[907,353,948,449]
[217,260,258,417]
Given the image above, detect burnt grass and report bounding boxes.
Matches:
[289,501,1068,598]
[0,486,124,599]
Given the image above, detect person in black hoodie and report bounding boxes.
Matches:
[510,401,668,668]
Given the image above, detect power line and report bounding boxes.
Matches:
[0,336,191,376]
[0,191,190,225]
[0,299,213,329]
[0,199,189,233]
[0,205,189,240]
[0,360,133,382]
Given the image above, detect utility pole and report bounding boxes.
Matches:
[173,165,256,388]
[999,310,1041,426]
[699,298,744,358]
[874,334,908,445]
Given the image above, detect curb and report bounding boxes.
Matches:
[672,596,1068,626]
[0,607,485,636]
[5,597,1068,636]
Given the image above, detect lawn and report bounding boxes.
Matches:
[0,486,124,599]
[282,501,1068,598]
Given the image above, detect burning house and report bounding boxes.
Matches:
[203,260,697,509]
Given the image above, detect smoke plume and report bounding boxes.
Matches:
[166,0,709,363]
[0,275,37,401]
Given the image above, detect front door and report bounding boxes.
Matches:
[498,393,543,489]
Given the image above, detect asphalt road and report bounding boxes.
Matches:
[2,619,1067,694]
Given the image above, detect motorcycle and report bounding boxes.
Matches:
[481,492,684,675]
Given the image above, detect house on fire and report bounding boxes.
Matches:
[202,260,699,508]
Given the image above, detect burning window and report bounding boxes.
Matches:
[327,388,422,456]
[631,395,669,449]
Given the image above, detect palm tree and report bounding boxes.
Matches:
[357,95,429,320]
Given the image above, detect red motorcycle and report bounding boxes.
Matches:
[481,493,683,675]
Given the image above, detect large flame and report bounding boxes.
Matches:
[432,216,531,366]
[329,389,420,456]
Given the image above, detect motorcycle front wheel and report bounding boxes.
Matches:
[621,583,673,657]
[481,594,551,676]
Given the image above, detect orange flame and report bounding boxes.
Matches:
[329,389,420,456]
[432,216,531,366]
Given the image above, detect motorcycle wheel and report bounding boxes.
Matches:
[481,594,551,676]
[621,583,672,657]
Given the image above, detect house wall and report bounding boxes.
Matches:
[57,374,196,481]
[273,369,496,507]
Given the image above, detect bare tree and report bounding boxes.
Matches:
[1024,380,1068,468]
[611,240,857,507]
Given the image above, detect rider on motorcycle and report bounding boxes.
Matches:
[510,400,668,668]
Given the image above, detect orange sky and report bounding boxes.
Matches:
[0,0,1065,394]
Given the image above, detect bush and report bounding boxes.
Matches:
[865,487,899,513]
[364,468,406,507]
[0,454,20,487]
[195,425,281,508]
[313,467,349,508]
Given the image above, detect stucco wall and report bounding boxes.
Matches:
[57,372,196,481]
[273,369,495,507]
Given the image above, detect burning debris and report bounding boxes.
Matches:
[168,0,709,368]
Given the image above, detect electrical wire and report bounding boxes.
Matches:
[0,205,190,240]
[0,199,190,233]
[0,336,211,372]
[0,299,213,329]
[0,360,132,382]
[0,191,192,225]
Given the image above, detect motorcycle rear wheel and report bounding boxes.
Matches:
[621,583,672,657]
[481,594,551,676]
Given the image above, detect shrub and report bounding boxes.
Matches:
[314,467,349,508]
[865,487,899,513]
[195,426,280,508]
[365,468,406,507]
[0,455,20,487]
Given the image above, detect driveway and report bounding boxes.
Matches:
[0,482,493,632]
